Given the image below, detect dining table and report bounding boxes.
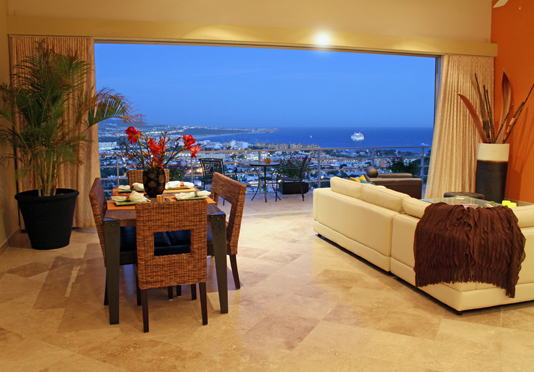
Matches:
[103,189,228,325]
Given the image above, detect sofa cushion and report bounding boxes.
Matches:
[331,177,362,199]
[512,205,534,228]
[402,198,429,218]
[360,183,409,213]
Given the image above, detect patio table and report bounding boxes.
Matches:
[250,162,280,202]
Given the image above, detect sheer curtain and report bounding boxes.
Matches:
[9,36,99,228]
[425,55,494,199]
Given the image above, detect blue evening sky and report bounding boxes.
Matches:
[95,43,436,128]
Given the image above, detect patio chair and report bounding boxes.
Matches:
[209,172,247,289]
[135,199,208,332]
[278,155,309,201]
[199,158,224,190]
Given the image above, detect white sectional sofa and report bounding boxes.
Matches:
[313,177,534,312]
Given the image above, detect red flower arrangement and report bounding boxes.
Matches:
[121,126,199,171]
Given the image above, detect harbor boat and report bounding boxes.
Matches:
[351,132,364,141]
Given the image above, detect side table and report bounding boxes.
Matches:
[444,191,485,199]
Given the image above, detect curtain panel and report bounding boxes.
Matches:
[425,55,494,199]
[8,36,99,228]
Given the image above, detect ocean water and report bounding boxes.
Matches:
[199,126,433,149]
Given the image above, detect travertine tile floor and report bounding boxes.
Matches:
[1,191,534,371]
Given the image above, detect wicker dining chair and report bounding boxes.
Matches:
[127,169,170,185]
[89,178,139,305]
[209,172,247,289]
[135,199,208,332]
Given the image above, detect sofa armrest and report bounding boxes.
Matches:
[365,166,414,179]
[377,173,414,179]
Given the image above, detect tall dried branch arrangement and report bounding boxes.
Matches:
[458,70,533,144]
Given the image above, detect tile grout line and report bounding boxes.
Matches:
[64,265,81,297]
[243,209,313,217]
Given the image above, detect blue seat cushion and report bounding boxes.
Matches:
[119,227,191,256]
[156,230,191,256]
[119,226,138,252]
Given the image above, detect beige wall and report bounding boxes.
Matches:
[7,0,492,43]
[0,0,18,250]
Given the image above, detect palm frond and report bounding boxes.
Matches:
[0,41,144,196]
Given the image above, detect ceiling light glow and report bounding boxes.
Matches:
[315,32,331,46]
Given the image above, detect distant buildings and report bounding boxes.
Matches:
[253,142,319,150]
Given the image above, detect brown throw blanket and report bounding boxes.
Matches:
[414,202,526,298]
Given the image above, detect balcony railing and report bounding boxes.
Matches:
[99,145,431,195]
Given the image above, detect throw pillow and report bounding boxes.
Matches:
[350,175,367,183]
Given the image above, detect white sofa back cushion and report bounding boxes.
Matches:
[331,177,362,199]
[402,198,429,218]
[512,205,534,228]
[360,183,409,213]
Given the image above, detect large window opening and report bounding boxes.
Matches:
[95,43,436,192]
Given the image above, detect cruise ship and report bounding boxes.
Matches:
[351,132,364,141]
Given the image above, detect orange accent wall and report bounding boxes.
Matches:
[492,0,534,202]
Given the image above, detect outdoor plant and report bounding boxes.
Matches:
[168,163,186,181]
[120,127,200,171]
[458,70,534,143]
[388,156,421,176]
[0,41,143,196]
[277,157,311,179]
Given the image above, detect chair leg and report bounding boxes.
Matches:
[199,282,208,325]
[300,182,305,201]
[176,285,182,297]
[230,254,241,289]
[136,274,141,306]
[168,286,174,300]
[104,282,108,306]
[191,284,197,300]
[141,289,149,333]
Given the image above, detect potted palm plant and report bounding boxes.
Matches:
[0,41,143,249]
[277,157,311,194]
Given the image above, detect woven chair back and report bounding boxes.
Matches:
[135,200,208,290]
[210,172,247,255]
[89,178,107,257]
[127,169,170,184]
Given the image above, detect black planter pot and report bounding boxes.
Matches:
[15,188,79,250]
[476,161,508,203]
[279,182,309,195]
[475,143,509,203]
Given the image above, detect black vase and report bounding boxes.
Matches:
[475,144,509,203]
[15,188,79,250]
[143,169,166,198]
